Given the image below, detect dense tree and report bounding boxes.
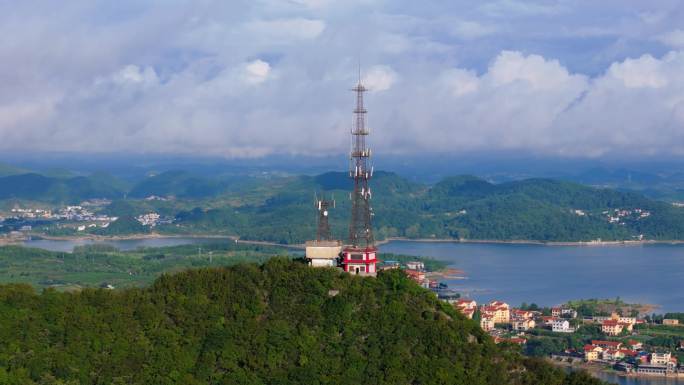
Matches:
[0,260,605,384]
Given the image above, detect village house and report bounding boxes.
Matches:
[480,301,510,323]
[480,316,495,331]
[627,340,643,350]
[404,269,425,283]
[511,309,534,321]
[405,261,425,271]
[584,345,603,362]
[552,319,573,333]
[512,319,536,331]
[455,299,477,319]
[541,316,557,326]
[618,316,637,325]
[651,352,672,365]
[663,319,680,326]
[601,320,632,336]
[603,349,625,361]
[552,307,562,317]
[592,340,623,350]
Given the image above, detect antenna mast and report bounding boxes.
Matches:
[348,71,374,248]
[315,195,335,241]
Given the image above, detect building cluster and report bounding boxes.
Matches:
[135,212,172,227]
[602,208,651,224]
[2,205,119,232]
[583,340,681,376]
[585,312,641,336]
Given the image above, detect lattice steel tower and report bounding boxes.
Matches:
[348,78,374,247]
[340,73,378,276]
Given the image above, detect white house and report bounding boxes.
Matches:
[552,319,574,333]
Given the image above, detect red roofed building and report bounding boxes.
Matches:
[455,299,477,319]
[602,320,624,336]
[592,340,623,349]
[481,301,510,323]
[619,349,638,357]
[584,345,602,361]
[511,309,534,321]
[404,269,425,283]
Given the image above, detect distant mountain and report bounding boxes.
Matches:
[128,170,228,199]
[0,173,125,202]
[0,162,29,177]
[170,172,684,243]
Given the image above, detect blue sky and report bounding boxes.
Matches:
[1,0,684,159]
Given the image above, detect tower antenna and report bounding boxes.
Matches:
[340,66,378,276]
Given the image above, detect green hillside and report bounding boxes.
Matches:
[5,168,684,243]
[0,162,29,177]
[0,173,125,202]
[128,170,228,199]
[167,172,684,243]
[0,259,605,384]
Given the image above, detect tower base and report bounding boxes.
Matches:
[341,246,378,276]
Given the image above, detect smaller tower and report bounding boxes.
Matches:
[315,195,334,241]
[305,194,342,267]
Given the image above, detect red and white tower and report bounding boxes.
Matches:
[341,74,378,276]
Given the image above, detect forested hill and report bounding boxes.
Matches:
[6,168,684,243]
[0,259,604,385]
[168,172,684,243]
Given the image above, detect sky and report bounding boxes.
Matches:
[1,0,684,160]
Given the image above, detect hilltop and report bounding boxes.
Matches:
[0,259,605,384]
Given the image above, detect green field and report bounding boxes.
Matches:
[0,243,292,290]
[0,244,445,291]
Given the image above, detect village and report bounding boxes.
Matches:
[372,259,684,379]
[0,202,174,241]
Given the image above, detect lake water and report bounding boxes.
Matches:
[380,241,684,314]
[590,372,684,385]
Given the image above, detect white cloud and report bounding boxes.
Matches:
[607,54,667,88]
[658,29,684,48]
[362,65,397,91]
[442,69,479,96]
[0,1,683,160]
[450,20,497,39]
[245,18,325,41]
[109,65,159,87]
[244,60,271,85]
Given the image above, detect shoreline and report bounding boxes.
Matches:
[376,237,684,247]
[8,233,684,248]
[550,359,684,382]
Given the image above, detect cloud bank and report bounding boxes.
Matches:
[0,1,683,159]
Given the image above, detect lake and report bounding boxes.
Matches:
[380,241,684,314]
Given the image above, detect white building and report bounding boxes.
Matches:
[305,240,342,268]
[552,319,574,333]
[405,261,425,271]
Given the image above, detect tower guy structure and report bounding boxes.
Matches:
[340,76,378,276]
[305,195,342,267]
